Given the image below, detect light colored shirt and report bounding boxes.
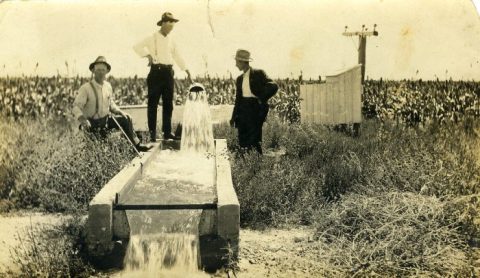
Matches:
[242,68,256,98]
[133,32,187,71]
[72,80,121,120]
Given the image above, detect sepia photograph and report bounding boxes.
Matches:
[0,0,479,277]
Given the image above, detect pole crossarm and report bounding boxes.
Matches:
[342,25,379,82]
[342,31,378,37]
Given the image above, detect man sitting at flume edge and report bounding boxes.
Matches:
[72,56,152,152]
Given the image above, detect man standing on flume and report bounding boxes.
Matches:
[134,12,192,142]
[230,49,279,154]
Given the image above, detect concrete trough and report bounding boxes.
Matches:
[85,139,239,271]
[120,104,234,131]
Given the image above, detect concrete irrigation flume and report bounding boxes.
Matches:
[85,139,239,272]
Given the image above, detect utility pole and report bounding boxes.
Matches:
[343,24,378,83]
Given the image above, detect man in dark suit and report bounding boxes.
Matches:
[230,49,279,154]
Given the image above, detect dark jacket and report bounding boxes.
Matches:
[231,68,278,125]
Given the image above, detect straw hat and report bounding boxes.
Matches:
[89,56,111,72]
[157,12,179,26]
[234,49,253,62]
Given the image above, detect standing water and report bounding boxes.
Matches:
[116,84,215,277]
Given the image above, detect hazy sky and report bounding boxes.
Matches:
[0,0,479,80]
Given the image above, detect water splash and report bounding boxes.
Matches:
[116,210,211,277]
[121,233,207,278]
[180,89,214,154]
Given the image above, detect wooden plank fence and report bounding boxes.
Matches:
[300,64,362,124]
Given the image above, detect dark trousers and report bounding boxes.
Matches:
[236,98,265,154]
[147,65,174,140]
[89,115,139,145]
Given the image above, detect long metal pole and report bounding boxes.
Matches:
[110,115,141,157]
[113,203,217,210]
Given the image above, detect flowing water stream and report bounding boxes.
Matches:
[116,87,215,277]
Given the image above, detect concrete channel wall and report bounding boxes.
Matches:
[121,104,233,131]
[86,143,160,256]
[85,139,239,270]
[215,140,240,256]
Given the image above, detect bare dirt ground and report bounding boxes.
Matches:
[235,227,326,278]
[0,212,64,273]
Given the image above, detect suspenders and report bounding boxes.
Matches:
[89,81,101,119]
[152,33,173,66]
[88,81,109,129]
[154,33,157,59]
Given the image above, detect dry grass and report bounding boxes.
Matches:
[0,116,136,213]
[314,192,474,277]
[1,215,97,278]
[220,117,480,276]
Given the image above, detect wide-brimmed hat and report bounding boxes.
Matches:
[234,49,252,62]
[89,56,111,72]
[157,12,179,26]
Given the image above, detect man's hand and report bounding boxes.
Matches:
[118,111,130,120]
[186,70,192,84]
[145,54,153,66]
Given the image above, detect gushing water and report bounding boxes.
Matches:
[122,233,200,277]
[180,88,214,154]
[125,150,216,206]
[117,84,214,277]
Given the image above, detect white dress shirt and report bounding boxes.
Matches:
[242,68,256,98]
[72,80,121,120]
[133,32,187,71]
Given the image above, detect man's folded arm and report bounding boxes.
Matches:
[259,70,279,102]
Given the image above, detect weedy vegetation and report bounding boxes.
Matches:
[1,215,100,277]
[217,116,480,276]
[1,110,479,276]
[0,117,135,213]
